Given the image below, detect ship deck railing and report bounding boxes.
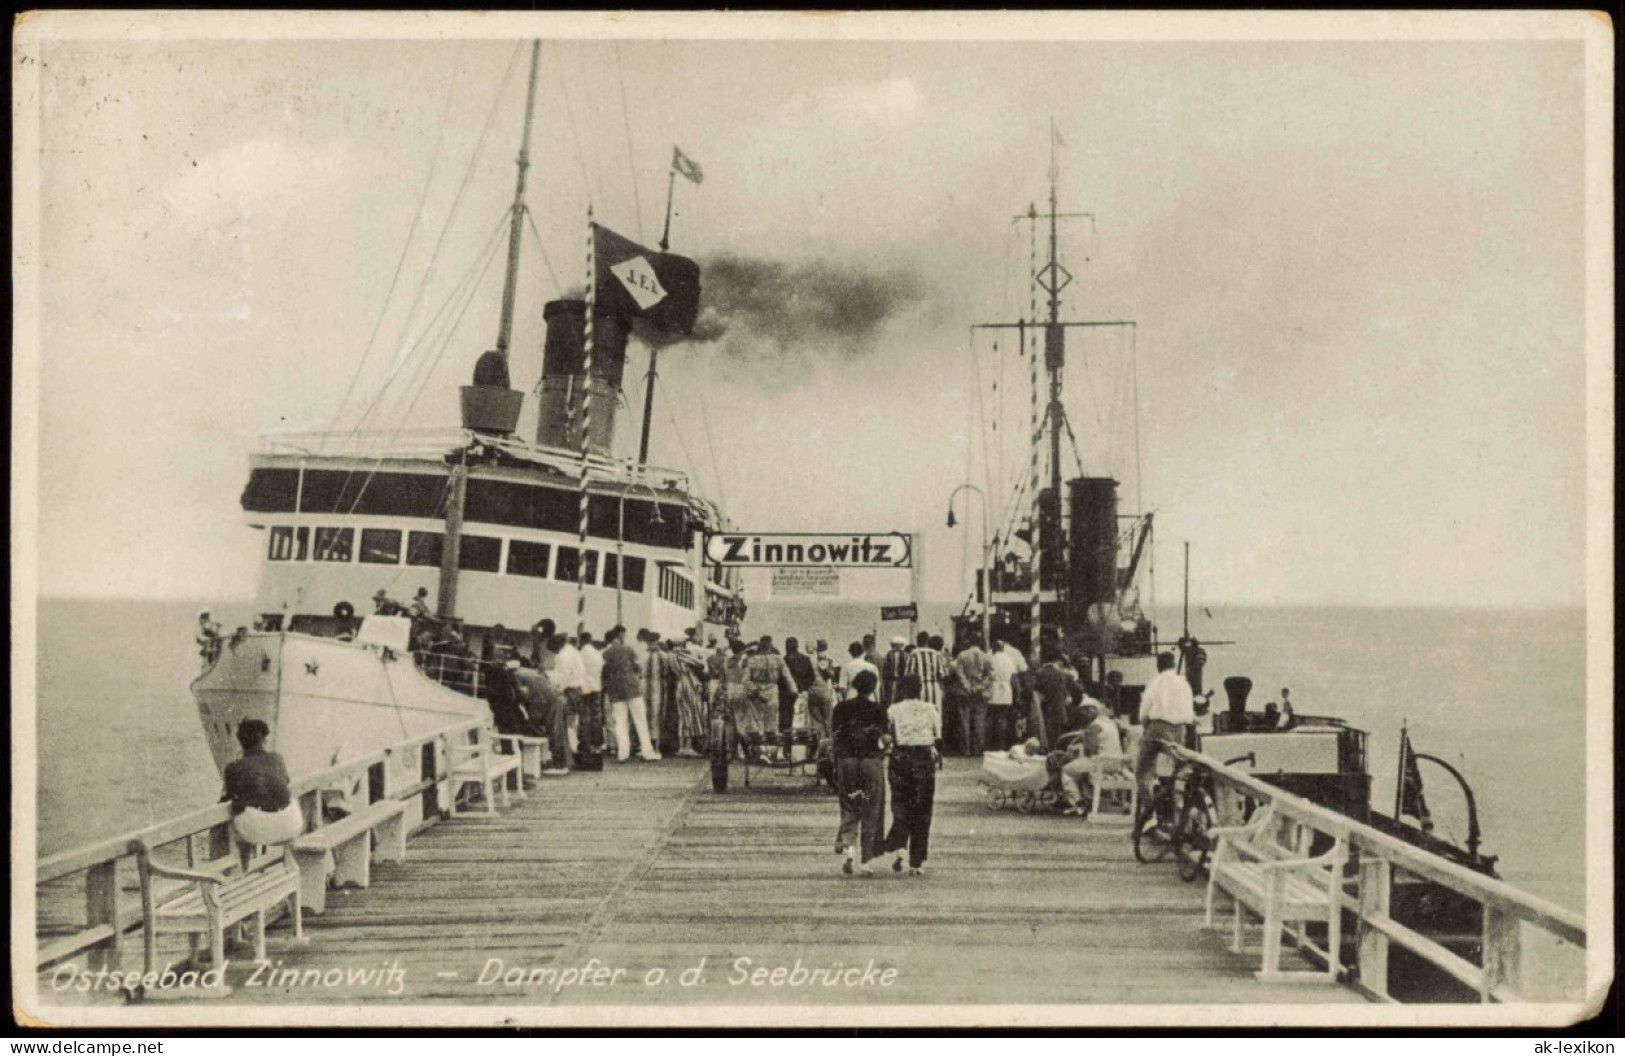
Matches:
[253,427,695,495]
[1168,745,1590,1004]
[30,714,491,981]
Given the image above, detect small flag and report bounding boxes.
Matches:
[672,145,704,185]
[592,222,701,335]
[1398,729,1433,831]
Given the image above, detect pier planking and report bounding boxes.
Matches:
[166,757,1361,1008]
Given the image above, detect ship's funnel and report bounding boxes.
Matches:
[460,349,524,434]
[1068,477,1119,608]
[537,299,630,456]
[1223,675,1253,720]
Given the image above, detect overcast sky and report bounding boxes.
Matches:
[19,14,1603,607]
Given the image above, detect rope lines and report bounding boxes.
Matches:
[552,43,597,205]
[335,42,522,446]
[612,42,646,244]
[324,42,466,442]
[697,387,728,519]
[522,207,563,301]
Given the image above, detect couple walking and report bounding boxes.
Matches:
[831,670,940,877]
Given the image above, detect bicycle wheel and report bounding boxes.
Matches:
[709,720,732,792]
[1174,796,1217,881]
[1133,790,1173,863]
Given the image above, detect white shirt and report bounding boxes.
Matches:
[553,643,586,692]
[579,643,604,694]
[988,648,1022,705]
[838,657,879,699]
[1139,669,1195,726]
[1087,714,1124,757]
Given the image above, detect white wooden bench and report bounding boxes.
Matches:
[137,842,304,995]
[448,728,524,815]
[1203,803,1346,981]
[1086,756,1137,823]
[290,799,408,914]
[499,733,551,785]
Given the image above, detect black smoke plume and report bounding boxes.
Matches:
[633,254,927,361]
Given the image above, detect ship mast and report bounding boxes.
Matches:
[496,40,542,362]
[437,40,542,622]
[972,122,1135,666]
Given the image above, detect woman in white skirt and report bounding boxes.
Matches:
[222,719,303,866]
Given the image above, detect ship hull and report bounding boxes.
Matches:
[192,631,488,781]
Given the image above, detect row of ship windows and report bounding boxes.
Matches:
[267,525,665,596]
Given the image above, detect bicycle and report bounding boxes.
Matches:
[1170,752,1255,881]
[1132,746,1182,863]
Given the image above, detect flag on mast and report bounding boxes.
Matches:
[591,222,702,335]
[672,146,704,185]
[1397,727,1434,832]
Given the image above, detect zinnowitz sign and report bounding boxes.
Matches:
[704,532,912,569]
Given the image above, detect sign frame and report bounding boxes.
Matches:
[703,532,913,569]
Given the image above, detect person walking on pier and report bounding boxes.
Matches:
[1034,651,1082,752]
[838,641,880,702]
[784,637,820,729]
[988,638,1026,752]
[1135,651,1195,797]
[880,636,910,705]
[953,635,994,756]
[603,626,659,763]
[745,636,795,758]
[832,670,890,876]
[905,633,951,714]
[549,632,588,769]
[882,674,941,874]
[580,630,605,749]
[221,718,303,868]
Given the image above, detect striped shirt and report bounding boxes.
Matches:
[879,648,910,704]
[905,648,951,706]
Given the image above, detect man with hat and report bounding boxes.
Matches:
[372,589,403,617]
[1057,695,1125,816]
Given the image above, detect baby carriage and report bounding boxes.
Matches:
[979,748,1063,812]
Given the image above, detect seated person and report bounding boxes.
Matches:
[1259,701,1281,732]
[221,719,304,867]
[1057,700,1125,817]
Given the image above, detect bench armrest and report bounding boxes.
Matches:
[143,861,226,885]
[1255,846,1344,873]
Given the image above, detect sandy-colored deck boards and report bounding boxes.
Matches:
[169,756,1365,1009]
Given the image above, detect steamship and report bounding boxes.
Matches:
[192,41,741,783]
[960,153,1501,1001]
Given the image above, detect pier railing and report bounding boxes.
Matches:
[33,715,491,979]
[1170,745,1589,1003]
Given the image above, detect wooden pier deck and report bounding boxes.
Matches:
[169,756,1364,1010]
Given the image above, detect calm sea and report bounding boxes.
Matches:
[32,597,1588,913]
